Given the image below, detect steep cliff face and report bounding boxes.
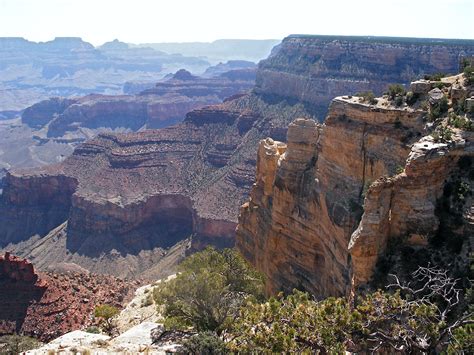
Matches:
[256,35,474,117]
[237,96,425,296]
[349,130,473,287]
[237,72,473,296]
[22,97,78,128]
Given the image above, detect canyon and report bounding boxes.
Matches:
[1,35,473,287]
[0,37,208,114]
[0,67,255,187]
[256,35,474,117]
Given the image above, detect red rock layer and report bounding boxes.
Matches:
[0,253,137,342]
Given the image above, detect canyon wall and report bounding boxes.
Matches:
[23,69,255,139]
[256,35,474,117]
[237,73,473,296]
[3,36,474,282]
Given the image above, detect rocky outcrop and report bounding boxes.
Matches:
[349,131,473,287]
[22,98,78,128]
[237,72,473,297]
[256,35,474,117]
[0,252,136,341]
[237,96,426,296]
[0,252,45,286]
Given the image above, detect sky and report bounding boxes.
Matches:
[0,0,473,45]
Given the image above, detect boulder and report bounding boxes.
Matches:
[450,86,467,100]
[410,80,431,94]
[428,88,445,105]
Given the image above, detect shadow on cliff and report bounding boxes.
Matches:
[64,208,194,257]
[0,280,46,334]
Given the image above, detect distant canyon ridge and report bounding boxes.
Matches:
[0,37,278,114]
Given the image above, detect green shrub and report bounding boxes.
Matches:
[85,326,101,334]
[228,290,353,353]
[356,91,377,105]
[387,84,406,99]
[448,113,474,131]
[394,95,404,107]
[229,267,472,353]
[453,98,466,115]
[94,304,119,335]
[464,65,474,85]
[180,331,227,354]
[153,247,264,334]
[430,95,449,120]
[424,73,446,81]
[431,126,454,142]
[405,91,418,106]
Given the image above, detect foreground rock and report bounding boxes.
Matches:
[27,276,180,354]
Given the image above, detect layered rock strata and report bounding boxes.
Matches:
[256,35,474,117]
[23,69,255,139]
[237,73,473,296]
[1,92,317,278]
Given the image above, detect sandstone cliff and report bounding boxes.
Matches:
[237,73,473,296]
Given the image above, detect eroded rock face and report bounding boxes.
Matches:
[0,253,136,341]
[237,96,430,297]
[349,134,473,286]
[1,92,319,278]
[237,72,473,297]
[23,69,255,139]
[256,35,474,117]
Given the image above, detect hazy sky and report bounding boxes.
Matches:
[0,0,472,45]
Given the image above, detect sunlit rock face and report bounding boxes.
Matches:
[237,73,473,297]
[255,35,474,117]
